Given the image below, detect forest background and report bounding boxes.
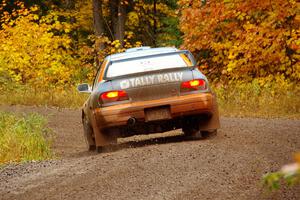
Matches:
[0,0,299,118]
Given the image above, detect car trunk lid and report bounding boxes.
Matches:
[111,68,193,102]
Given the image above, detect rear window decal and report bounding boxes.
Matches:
[120,72,183,89]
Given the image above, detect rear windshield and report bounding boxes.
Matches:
[106,52,194,78]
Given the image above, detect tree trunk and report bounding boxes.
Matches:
[93,0,105,66]
[116,1,126,44]
[109,0,118,40]
[109,0,126,45]
[93,0,105,38]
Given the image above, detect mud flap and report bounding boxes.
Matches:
[83,116,96,150]
[90,111,112,148]
[199,94,220,131]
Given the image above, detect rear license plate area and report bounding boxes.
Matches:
[145,106,171,122]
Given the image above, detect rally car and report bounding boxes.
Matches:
[77,47,220,152]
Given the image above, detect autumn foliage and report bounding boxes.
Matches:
[0,0,299,116]
[0,0,179,88]
[0,1,88,88]
[179,0,300,85]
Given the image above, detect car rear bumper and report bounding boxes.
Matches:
[93,93,214,128]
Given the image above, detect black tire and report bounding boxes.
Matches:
[83,115,96,151]
[182,117,201,140]
[182,126,203,140]
[201,129,217,138]
[96,146,103,153]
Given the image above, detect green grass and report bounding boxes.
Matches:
[0,112,53,165]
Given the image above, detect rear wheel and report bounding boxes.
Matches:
[96,146,103,153]
[83,115,96,151]
[182,127,202,139]
[201,129,217,138]
[182,117,217,140]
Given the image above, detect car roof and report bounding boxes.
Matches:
[106,47,180,62]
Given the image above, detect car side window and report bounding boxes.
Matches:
[187,52,197,66]
[93,70,100,90]
[93,60,108,89]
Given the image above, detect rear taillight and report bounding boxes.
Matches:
[181,79,206,90]
[100,90,129,103]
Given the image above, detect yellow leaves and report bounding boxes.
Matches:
[111,40,121,48]
[237,12,247,21]
[127,12,139,27]
[134,41,142,47]
[242,22,255,31]
[8,21,14,26]
[64,28,71,33]
[0,8,80,88]
[125,31,134,39]
[226,61,236,72]
[53,21,62,30]
[228,52,236,60]
[33,15,39,20]
[30,6,39,12]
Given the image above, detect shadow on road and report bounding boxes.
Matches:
[117,131,217,150]
[119,134,187,149]
[72,131,217,157]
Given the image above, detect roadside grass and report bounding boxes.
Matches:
[0,82,299,119]
[0,85,88,108]
[214,82,300,119]
[0,112,53,165]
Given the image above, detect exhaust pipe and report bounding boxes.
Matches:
[127,117,137,127]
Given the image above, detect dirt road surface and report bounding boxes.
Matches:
[0,105,300,200]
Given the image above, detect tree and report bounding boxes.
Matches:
[91,0,180,48]
[92,0,127,46]
[179,0,300,84]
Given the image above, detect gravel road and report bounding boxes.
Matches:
[0,105,300,200]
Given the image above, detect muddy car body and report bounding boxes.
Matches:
[78,47,220,152]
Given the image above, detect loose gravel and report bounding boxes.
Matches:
[0,105,299,200]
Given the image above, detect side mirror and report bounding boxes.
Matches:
[77,83,91,93]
